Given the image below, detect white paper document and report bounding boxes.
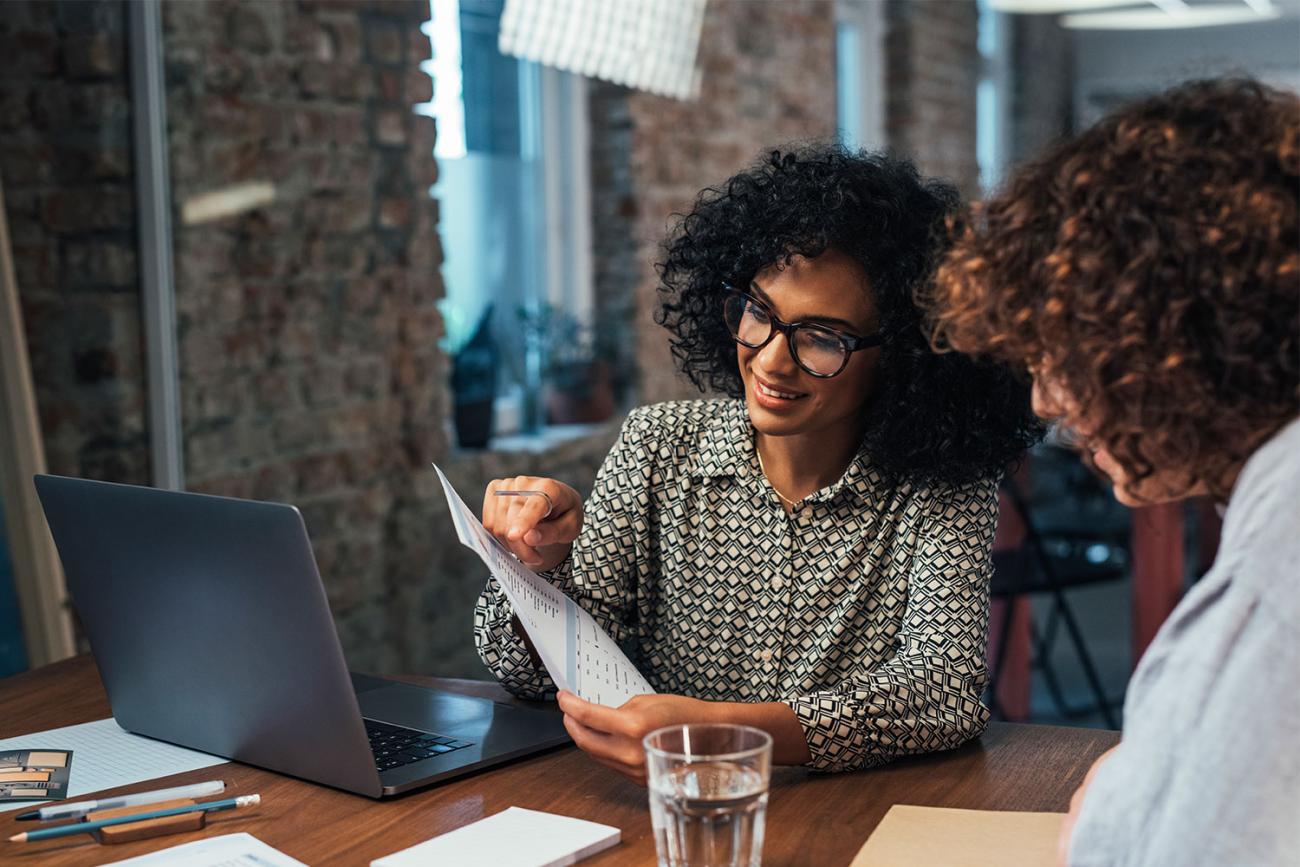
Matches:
[372,806,620,867]
[0,718,228,813]
[434,464,654,706]
[101,832,308,866]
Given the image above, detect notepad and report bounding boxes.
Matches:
[435,465,655,706]
[101,832,308,866]
[850,805,1065,867]
[0,719,228,813]
[372,806,621,867]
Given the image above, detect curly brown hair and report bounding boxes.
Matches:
[923,78,1300,500]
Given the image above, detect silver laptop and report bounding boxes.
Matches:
[34,474,569,798]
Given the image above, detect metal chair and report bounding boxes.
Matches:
[988,461,1125,729]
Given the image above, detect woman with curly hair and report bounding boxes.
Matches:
[474,144,1041,781]
[923,78,1299,865]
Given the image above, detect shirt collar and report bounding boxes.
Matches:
[689,400,880,506]
[689,400,759,481]
[809,446,881,506]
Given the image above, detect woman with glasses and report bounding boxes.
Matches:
[474,144,1041,781]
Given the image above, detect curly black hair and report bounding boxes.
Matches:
[656,143,1043,488]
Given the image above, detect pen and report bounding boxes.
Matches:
[8,794,260,843]
[493,489,554,518]
[15,779,227,822]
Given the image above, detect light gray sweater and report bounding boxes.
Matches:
[1069,417,1300,866]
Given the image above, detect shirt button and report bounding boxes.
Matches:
[760,649,773,662]
[772,577,785,591]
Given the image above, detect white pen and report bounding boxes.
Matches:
[15,779,226,822]
[493,489,555,518]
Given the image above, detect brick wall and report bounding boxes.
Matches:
[587,81,640,405]
[885,0,980,197]
[158,0,446,674]
[1009,13,1074,167]
[161,0,610,679]
[1,0,149,485]
[591,1,840,406]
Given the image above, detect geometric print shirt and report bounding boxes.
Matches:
[474,399,998,772]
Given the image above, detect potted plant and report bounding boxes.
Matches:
[518,304,617,426]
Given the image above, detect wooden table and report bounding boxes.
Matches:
[2,657,1119,866]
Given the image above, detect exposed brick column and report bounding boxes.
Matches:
[1009,13,1074,167]
[884,0,980,198]
[587,80,639,405]
[162,0,442,671]
[0,0,149,484]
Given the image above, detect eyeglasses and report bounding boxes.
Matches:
[721,285,883,378]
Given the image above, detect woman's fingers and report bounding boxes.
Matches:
[481,477,502,529]
[483,477,556,564]
[496,494,543,564]
[563,714,648,773]
[505,492,554,541]
[482,477,582,567]
[524,507,582,548]
[482,479,525,559]
[558,691,640,739]
[508,478,580,527]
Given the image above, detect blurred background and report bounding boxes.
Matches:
[1,0,1297,729]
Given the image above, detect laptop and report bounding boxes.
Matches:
[33,474,570,798]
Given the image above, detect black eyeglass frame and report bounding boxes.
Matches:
[721,284,884,378]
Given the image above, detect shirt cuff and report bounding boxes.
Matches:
[784,694,870,772]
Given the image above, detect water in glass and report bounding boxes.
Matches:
[649,759,768,867]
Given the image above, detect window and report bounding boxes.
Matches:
[976,0,1010,192]
[835,0,886,151]
[421,0,593,436]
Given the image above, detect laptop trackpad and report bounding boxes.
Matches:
[352,676,498,739]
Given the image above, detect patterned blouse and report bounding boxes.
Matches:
[474,399,998,772]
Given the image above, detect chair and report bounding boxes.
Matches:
[988,451,1126,729]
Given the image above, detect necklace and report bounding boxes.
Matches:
[755,448,801,510]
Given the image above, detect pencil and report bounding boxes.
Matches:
[8,794,260,843]
[17,779,227,821]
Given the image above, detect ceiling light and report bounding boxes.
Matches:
[988,0,1143,12]
[1062,2,1281,27]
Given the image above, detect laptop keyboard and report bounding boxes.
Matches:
[365,719,474,772]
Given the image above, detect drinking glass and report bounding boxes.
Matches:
[644,723,772,867]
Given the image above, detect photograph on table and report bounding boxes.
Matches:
[0,749,72,802]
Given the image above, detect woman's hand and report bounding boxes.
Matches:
[482,476,582,572]
[1057,745,1118,866]
[556,692,722,786]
